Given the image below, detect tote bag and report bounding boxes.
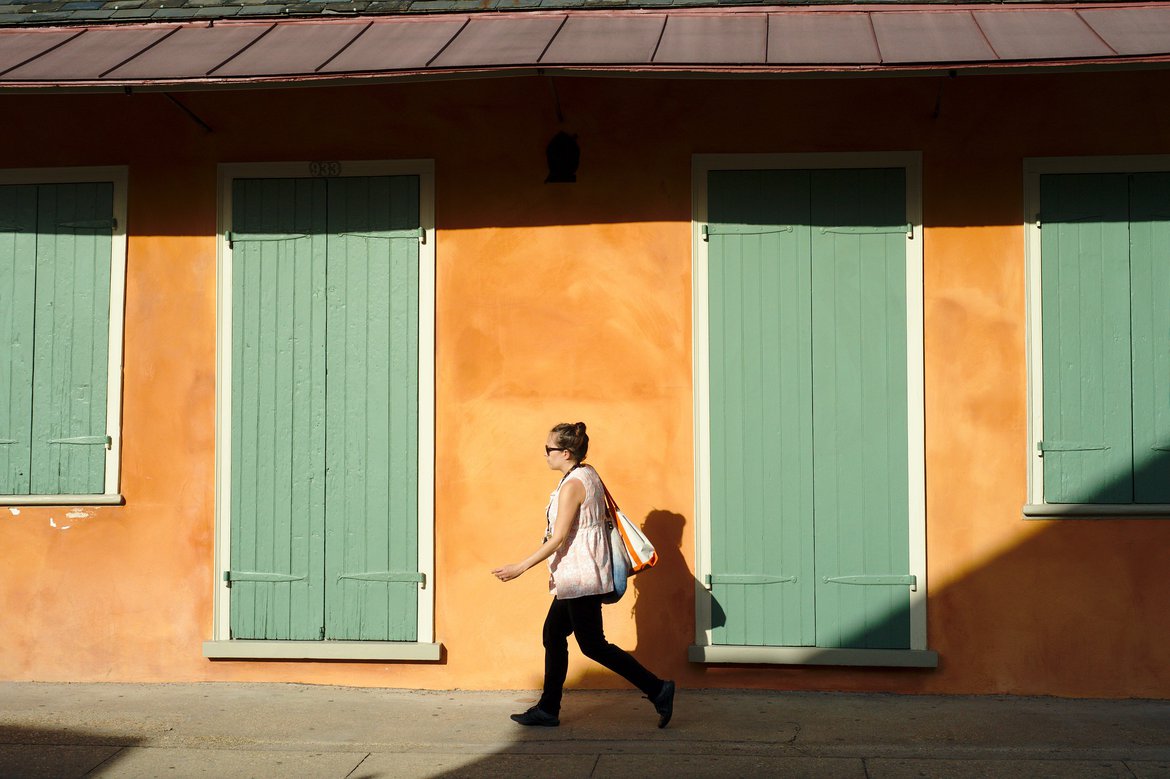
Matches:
[598,478,658,605]
[602,483,658,572]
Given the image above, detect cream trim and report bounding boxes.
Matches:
[688,644,938,668]
[1024,503,1170,518]
[0,166,127,504]
[203,640,442,661]
[0,494,124,506]
[1023,155,1170,512]
[213,160,437,650]
[691,152,928,655]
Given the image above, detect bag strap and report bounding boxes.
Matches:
[599,476,621,517]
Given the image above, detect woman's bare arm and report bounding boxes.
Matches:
[492,479,585,582]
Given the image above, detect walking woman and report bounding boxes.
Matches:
[491,422,675,728]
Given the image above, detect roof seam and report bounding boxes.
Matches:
[968,9,1001,60]
[1074,9,1120,55]
[99,24,181,79]
[424,15,468,67]
[865,10,881,65]
[0,29,84,78]
[763,10,769,64]
[205,20,275,75]
[535,13,568,64]
[314,19,372,71]
[648,13,666,63]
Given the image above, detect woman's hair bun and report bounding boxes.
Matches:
[550,421,590,462]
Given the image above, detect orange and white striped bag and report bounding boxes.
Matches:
[601,482,658,573]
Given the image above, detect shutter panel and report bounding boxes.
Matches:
[324,175,420,642]
[707,170,815,647]
[810,168,910,650]
[229,177,327,640]
[1128,172,1170,503]
[0,185,37,495]
[1040,174,1134,503]
[29,183,113,495]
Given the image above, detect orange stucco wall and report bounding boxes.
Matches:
[2,69,1170,697]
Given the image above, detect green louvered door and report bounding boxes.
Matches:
[0,186,37,494]
[810,170,910,649]
[1041,172,1170,504]
[706,167,911,650]
[1040,174,1133,504]
[230,175,420,642]
[230,178,328,640]
[707,170,815,647]
[1125,174,1170,503]
[1,182,113,496]
[325,176,420,641]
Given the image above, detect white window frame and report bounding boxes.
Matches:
[1024,155,1170,519]
[0,166,127,507]
[204,160,439,661]
[690,153,933,667]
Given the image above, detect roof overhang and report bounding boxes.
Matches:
[3,3,1170,91]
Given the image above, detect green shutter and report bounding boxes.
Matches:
[324,175,420,642]
[1128,173,1170,503]
[706,167,911,650]
[0,185,37,494]
[229,177,328,640]
[228,175,422,642]
[707,170,816,648]
[810,169,910,650]
[29,183,113,495]
[1040,174,1134,504]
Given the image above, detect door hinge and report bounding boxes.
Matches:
[702,224,794,242]
[819,224,913,236]
[1037,441,1109,456]
[337,227,426,244]
[337,571,426,589]
[46,435,112,448]
[56,218,117,231]
[706,573,797,587]
[823,574,917,591]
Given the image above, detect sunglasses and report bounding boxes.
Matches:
[545,446,569,455]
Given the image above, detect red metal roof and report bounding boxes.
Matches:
[3,3,1170,89]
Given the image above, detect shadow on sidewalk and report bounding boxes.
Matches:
[0,724,143,779]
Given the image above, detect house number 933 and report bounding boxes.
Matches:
[309,161,342,177]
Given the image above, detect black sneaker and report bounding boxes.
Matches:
[649,680,675,728]
[510,706,560,727]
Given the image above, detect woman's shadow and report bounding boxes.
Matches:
[629,509,724,672]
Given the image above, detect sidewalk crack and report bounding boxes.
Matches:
[343,751,373,779]
[588,753,601,777]
[81,746,125,777]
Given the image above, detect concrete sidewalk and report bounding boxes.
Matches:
[1,683,1168,778]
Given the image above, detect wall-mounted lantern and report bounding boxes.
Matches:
[545,131,579,183]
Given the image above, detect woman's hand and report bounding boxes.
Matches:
[492,563,527,582]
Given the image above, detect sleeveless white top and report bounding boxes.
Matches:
[546,465,613,600]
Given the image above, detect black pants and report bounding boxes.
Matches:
[537,594,663,716]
